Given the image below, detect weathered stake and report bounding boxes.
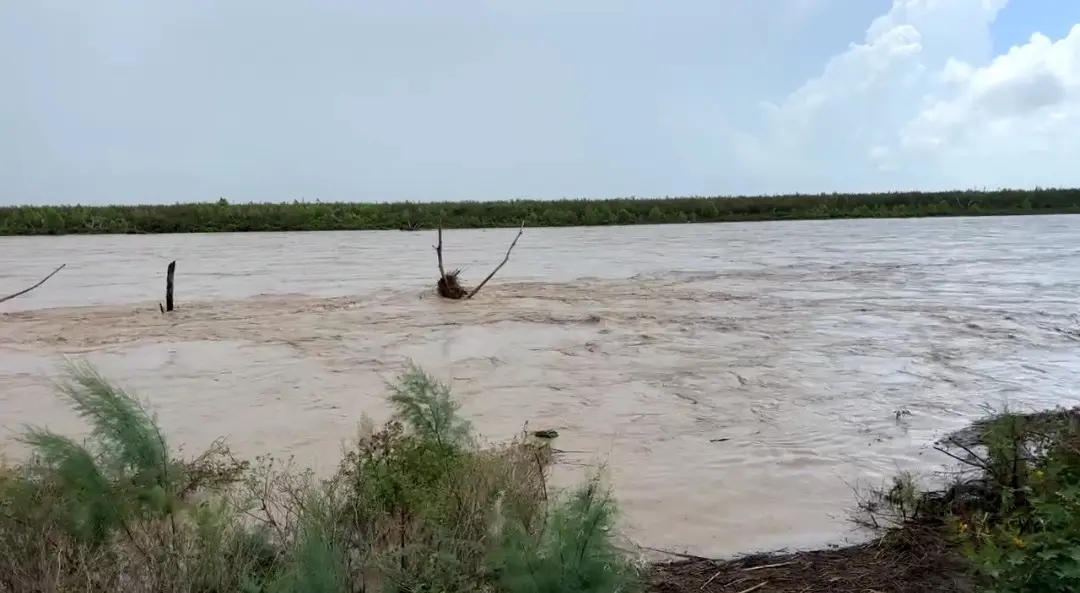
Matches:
[160,260,176,313]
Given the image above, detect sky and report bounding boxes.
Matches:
[1,0,1078,206]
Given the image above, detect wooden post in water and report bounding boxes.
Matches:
[163,260,176,313]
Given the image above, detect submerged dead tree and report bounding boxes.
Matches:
[433,222,524,299]
[0,264,66,305]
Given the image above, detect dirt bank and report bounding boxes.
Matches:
[646,534,972,593]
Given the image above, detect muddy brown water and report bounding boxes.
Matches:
[2,215,1079,559]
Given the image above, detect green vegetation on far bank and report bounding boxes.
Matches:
[2,188,1078,236]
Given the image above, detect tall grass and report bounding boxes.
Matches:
[0,362,641,592]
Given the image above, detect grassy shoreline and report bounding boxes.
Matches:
[2,362,1077,592]
[2,188,1078,236]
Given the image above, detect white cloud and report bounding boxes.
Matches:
[1,0,1076,203]
[738,0,1080,192]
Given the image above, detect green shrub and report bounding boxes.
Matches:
[333,363,572,592]
[0,361,640,593]
[490,479,640,593]
[957,411,1080,592]
[853,406,1080,592]
[14,361,177,545]
[0,361,265,591]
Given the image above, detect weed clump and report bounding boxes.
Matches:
[0,361,641,592]
[854,406,1080,593]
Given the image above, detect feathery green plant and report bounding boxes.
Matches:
[16,360,176,545]
[386,362,472,449]
[13,429,119,544]
[489,478,641,593]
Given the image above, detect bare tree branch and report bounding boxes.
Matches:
[433,223,467,299]
[431,222,525,299]
[433,225,448,282]
[0,264,66,305]
[466,221,525,299]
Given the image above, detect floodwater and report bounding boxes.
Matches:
[2,215,1079,558]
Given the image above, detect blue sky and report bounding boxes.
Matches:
[992,0,1080,52]
[2,0,1078,206]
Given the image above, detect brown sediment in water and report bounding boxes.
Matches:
[2,218,1079,561]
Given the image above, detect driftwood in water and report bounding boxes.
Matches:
[433,222,524,300]
[0,264,66,305]
[159,260,176,313]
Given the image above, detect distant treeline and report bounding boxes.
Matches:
[1,189,1077,236]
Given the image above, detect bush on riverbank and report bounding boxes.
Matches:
[649,406,1080,593]
[850,406,1080,593]
[3,361,1079,593]
[948,407,1080,593]
[0,362,641,592]
[2,188,1078,235]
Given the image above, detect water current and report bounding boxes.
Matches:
[2,215,1078,557]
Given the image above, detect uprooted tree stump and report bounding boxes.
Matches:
[437,268,468,299]
[433,222,524,300]
[0,264,66,305]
